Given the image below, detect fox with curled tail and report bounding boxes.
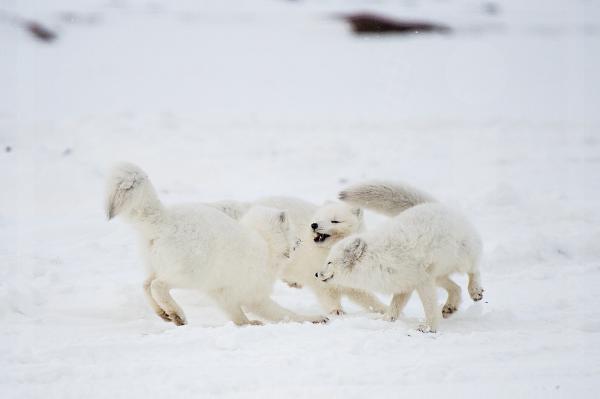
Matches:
[106,163,328,326]
[317,181,484,333]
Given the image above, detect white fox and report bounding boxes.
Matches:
[106,163,327,326]
[208,197,388,315]
[317,181,484,332]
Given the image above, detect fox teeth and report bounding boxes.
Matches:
[314,233,330,243]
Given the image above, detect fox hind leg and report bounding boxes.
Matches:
[384,291,412,322]
[416,280,440,333]
[150,279,187,326]
[249,297,328,324]
[437,276,461,318]
[345,288,388,314]
[143,275,173,322]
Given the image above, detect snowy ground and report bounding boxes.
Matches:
[1,0,600,397]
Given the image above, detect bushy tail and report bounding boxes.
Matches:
[338,180,434,217]
[106,162,160,220]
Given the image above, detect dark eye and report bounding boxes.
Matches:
[331,220,340,224]
[327,262,332,265]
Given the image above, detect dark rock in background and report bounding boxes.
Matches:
[25,21,58,42]
[340,13,450,35]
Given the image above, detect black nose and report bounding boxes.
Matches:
[311,223,318,230]
[315,272,319,278]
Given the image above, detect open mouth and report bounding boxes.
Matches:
[313,233,331,243]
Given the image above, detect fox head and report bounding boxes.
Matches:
[310,202,363,248]
[240,205,300,264]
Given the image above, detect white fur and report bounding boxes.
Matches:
[205,200,251,220]
[337,180,482,320]
[318,182,484,332]
[239,205,297,272]
[107,163,327,326]
[208,196,388,315]
[339,180,434,217]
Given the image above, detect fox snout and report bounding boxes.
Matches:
[311,223,318,231]
[315,271,333,282]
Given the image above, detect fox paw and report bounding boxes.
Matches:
[156,309,172,322]
[247,320,264,326]
[310,316,329,324]
[169,313,187,326]
[469,286,484,301]
[330,309,345,316]
[383,312,398,322]
[417,324,437,333]
[442,304,458,318]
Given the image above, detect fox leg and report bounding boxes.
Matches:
[249,297,328,324]
[150,279,186,326]
[468,270,484,301]
[437,276,462,318]
[345,288,388,314]
[384,291,412,322]
[416,280,440,333]
[143,274,171,322]
[313,286,344,315]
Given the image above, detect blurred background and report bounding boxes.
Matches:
[1,0,599,397]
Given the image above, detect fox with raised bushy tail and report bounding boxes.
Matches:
[317,180,484,332]
[106,163,328,326]
[339,180,466,318]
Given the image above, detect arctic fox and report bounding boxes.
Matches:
[338,181,481,319]
[106,163,327,326]
[207,197,388,315]
[317,181,484,332]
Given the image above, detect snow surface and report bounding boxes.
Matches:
[1,0,600,397]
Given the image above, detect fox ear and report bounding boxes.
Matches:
[343,238,367,267]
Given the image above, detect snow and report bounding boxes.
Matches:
[1,0,600,397]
